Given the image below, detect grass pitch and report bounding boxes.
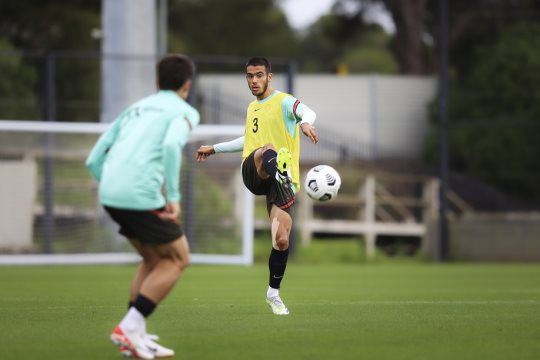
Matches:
[0,263,539,359]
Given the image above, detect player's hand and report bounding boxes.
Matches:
[196,145,215,162]
[300,123,318,144]
[159,202,181,224]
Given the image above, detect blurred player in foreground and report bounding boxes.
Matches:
[86,54,199,359]
[196,56,318,315]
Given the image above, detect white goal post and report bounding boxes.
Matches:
[0,120,254,266]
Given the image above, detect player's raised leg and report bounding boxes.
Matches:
[266,205,292,315]
[254,144,293,187]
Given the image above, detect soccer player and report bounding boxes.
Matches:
[196,56,318,315]
[86,54,199,359]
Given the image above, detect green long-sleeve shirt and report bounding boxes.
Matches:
[86,90,199,210]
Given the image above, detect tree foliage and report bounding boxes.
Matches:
[0,0,101,121]
[338,27,398,73]
[425,23,540,201]
[332,0,433,74]
[168,0,299,59]
[0,38,39,119]
[300,8,396,73]
[0,0,100,51]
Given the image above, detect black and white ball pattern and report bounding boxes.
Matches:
[305,165,341,201]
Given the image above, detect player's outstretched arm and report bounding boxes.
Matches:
[285,95,318,144]
[196,145,215,162]
[300,123,318,144]
[196,135,245,162]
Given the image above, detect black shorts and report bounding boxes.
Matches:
[104,206,183,245]
[241,149,295,215]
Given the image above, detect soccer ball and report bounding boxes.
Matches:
[304,165,341,201]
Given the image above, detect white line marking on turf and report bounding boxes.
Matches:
[1,300,537,312]
[303,300,540,305]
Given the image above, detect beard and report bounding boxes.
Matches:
[251,81,268,96]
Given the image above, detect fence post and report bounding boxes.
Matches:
[364,175,376,258]
[422,178,440,259]
[286,61,296,95]
[43,53,56,254]
[437,0,450,261]
[299,190,313,245]
[182,143,196,247]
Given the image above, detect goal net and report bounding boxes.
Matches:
[0,120,253,265]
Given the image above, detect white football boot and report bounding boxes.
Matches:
[266,295,290,315]
[111,325,155,359]
[143,336,175,358]
[120,334,174,358]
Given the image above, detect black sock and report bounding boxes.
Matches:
[128,300,135,310]
[269,247,289,289]
[262,149,278,177]
[133,294,156,318]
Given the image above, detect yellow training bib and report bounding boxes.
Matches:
[242,92,301,190]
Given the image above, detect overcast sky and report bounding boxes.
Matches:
[278,0,395,33]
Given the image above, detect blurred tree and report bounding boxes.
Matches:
[424,23,540,201]
[336,0,540,202]
[299,14,346,72]
[427,0,540,80]
[0,38,39,119]
[382,0,429,74]
[337,0,540,75]
[0,0,101,121]
[327,0,432,74]
[338,26,398,73]
[300,6,396,73]
[168,0,299,61]
[0,1,100,50]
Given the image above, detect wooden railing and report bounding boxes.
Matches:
[295,174,471,258]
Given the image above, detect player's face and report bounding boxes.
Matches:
[246,65,271,97]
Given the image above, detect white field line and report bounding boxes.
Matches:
[18,299,534,311]
[301,300,540,305]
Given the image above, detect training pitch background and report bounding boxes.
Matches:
[0,264,539,359]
